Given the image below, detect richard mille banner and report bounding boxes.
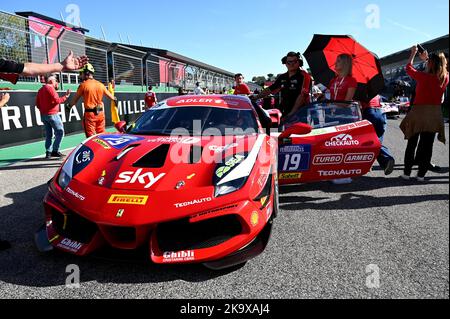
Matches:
[0,92,176,148]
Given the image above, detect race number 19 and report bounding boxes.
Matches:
[282,154,302,171]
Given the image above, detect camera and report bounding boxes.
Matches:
[417,44,426,54]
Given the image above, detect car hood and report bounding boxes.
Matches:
[63,133,261,192]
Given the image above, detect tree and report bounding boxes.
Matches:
[252,76,266,87]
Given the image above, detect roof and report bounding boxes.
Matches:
[380,34,449,66]
[127,45,235,77]
[15,11,89,33]
[164,95,253,110]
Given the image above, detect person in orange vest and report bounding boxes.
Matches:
[68,63,117,137]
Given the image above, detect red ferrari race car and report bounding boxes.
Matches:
[35,95,278,270]
[35,95,380,269]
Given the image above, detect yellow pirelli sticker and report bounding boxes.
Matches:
[279,173,302,180]
[108,195,148,205]
[93,138,111,149]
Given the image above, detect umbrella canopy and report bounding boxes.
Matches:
[303,34,385,101]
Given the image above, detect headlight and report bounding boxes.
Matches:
[58,169,72,190]
[214,177,248,197]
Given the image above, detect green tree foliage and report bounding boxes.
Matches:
[0,13,29,63]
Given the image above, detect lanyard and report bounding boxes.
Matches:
[333,76,345,100]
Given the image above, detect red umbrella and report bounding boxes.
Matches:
[304,34,385,101]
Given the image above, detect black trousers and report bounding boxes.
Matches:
[404,132,436,177]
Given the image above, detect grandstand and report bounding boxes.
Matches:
[0,10,235,93]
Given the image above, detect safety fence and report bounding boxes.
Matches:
[0,10,235,92]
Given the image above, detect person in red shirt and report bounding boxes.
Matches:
[36,74,71,159]
[145,86,158,110]
[400,47,449,181]
[328,54,358,101]
[233,73,252,95]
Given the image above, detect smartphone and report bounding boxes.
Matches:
[417,44,426,54]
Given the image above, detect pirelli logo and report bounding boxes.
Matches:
[108,195,148,205]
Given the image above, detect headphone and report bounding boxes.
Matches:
[282,52,304,67]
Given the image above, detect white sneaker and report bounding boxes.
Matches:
[400,174,410,180]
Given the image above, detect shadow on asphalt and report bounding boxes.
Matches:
[0,183,243,289]
[0,158,64,171]
[280,175,449,211]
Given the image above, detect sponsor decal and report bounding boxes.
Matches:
[278,144,311,172]
[116,209,125,218]
[174,197,212,208]
[313,154,344,165]
[72,145,94,177]
[208,143,238,154]
[65,187,85,201]
[325,134,360,147]
[108,195,148,205]
[215,154,246,178]
[251,211,259,227]
[93,138,111,149]
[318,169,362,177]
[190,204,238,221]
[98,170,107,186]
[175,180,186,190]
[344,153,375,163]
[176,98,215,104]
[279,172,302,180]
[335,121,369,132]
[100,135,145,149]
[147,137,200,144]
[57,238,83,253]
[114,169,166,189]
[163,250,195,262]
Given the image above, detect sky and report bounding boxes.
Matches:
[1,0,449,79]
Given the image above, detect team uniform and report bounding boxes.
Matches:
[328,75,357,101]
[75,79,112,137]
[234,83,251,95]
[0,58,24,84]
[145,91,157,110]
[269,69,309,116]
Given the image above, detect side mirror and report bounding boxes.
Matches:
[267,109,282,127]
[114,121,127,133]
[279,123,312,139]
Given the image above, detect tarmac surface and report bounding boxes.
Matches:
[0,116,448,299]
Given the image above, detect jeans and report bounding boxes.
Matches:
[362,108,394,169]
[41,114,64,153]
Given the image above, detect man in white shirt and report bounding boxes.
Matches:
[193,82,206,95]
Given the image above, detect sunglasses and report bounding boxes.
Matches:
[286,60,299,65]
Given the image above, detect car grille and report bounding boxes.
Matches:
[156,214,242,251]
[51,210,98,244]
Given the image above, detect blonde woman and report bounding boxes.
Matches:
[328,54,357,101]
[400,47,449,181]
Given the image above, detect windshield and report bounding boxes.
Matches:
[128,106,259,136]
[284,102,362,129]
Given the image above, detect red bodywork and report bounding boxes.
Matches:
[42,95,277,269]
[39,96,381,268]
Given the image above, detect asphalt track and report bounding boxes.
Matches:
[0,116,448,299]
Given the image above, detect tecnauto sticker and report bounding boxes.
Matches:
[174,197,212,208]
[114,169,165,189]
